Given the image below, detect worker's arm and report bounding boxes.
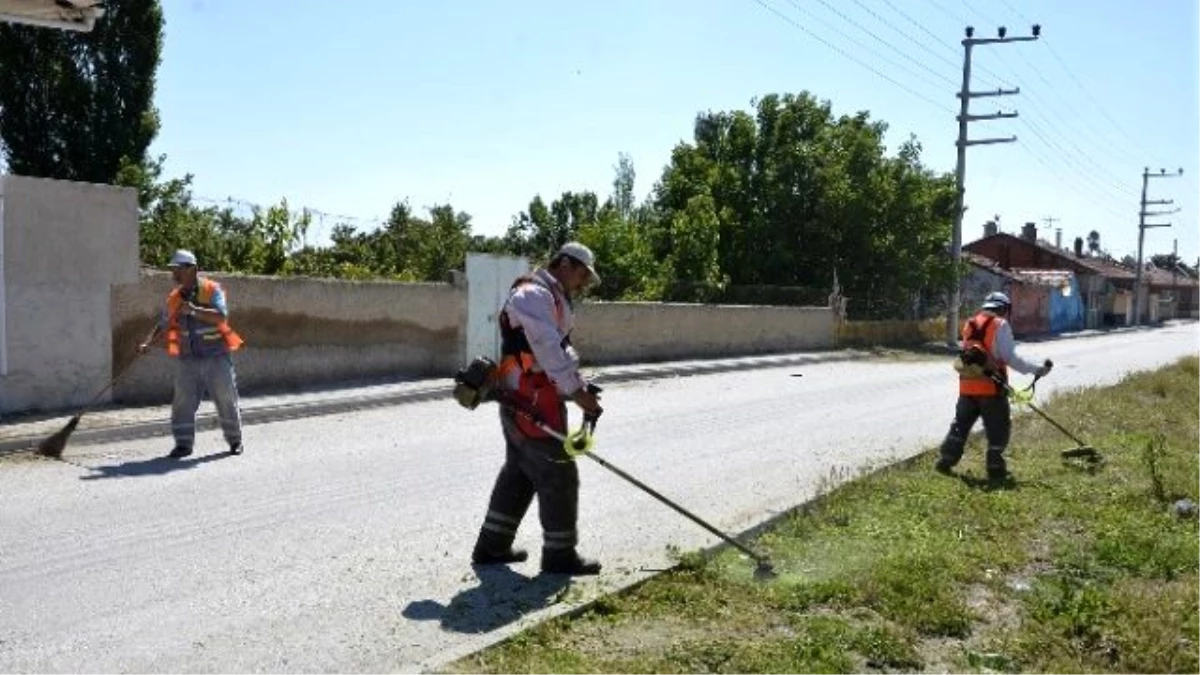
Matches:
[991,320,1041,375]
[136,309,168,353]
[184,285,229,326]
[506,285,588,397]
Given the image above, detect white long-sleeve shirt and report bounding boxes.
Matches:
[500,269,587,396]
[988,315,1040,375]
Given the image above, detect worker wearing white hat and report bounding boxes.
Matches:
[471,241,606,575]
[938,291,1050,482]
[137,249,245,458]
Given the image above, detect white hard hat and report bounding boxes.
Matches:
[556,241,600,284]
[168,249,198,267]
[982,291,1011,310]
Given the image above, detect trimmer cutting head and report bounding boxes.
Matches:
[753,558,778,581]
[1061,445,1102,463]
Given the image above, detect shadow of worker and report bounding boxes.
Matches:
[79,451,228,481]
[402,565,571,635]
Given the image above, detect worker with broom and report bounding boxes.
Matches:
[471,242,606,576]
[937,291,1050,482]
[137,249,245,459]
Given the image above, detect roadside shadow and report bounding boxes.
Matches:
[402,565,571,635]
[79,451,230,480]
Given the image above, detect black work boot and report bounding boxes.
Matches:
[228,442,243,456]
[934,459,955,475]
[168,446,193,459]
[472,528,527,565]
[472,545,528,565]
[541,548,602,576]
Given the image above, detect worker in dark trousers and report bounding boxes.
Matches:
[937,291,1050,481]
[472,242,605,576]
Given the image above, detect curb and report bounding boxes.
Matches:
[0,351,857,457]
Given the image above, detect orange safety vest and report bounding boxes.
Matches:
[496,274,570,438]
[958,311,1006,396]
[165,278,244,357]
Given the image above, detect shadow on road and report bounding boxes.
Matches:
[78,451,231,480]
[402,565,571,635]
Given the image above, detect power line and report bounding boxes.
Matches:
[996,0,1164,164]
[796,0,959,89]
[1018,104,1139,197]
[948,1,1149,182]
[748,0,955,114]
[773,0,953,92]
[911,0,1017,90]
[1017,116,1136,215]
[1015,139,1130,224]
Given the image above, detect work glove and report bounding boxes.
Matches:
[1034,359,1054,379]
[571,384,603,420]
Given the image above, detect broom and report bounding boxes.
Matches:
[35,340,152,459]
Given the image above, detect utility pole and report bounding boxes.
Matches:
[1133,166,1183,326]
[1172,238,1179,319]
[948,24,1041,346]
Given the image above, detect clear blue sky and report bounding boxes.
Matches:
[151,0,1199,265]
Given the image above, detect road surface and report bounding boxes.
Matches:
[1,323,1195,672]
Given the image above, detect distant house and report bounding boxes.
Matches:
[1139,263,1200,320]
[960,223,1137,326]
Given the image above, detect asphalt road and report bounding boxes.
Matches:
[1,323,1195,673]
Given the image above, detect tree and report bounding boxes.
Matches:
[650,92,956,317]
[0,0,164,184]
[612,152,636,221]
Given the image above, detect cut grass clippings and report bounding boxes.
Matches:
[447,356,1200,674]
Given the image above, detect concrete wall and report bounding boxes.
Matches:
[0,175,138,414]
[107,273,836,405]
[573,302,835,364]
[836,318,945,347]
[111,271,466,404]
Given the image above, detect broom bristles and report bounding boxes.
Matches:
[36,415,80,459]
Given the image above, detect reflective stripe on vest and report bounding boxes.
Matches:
[959,311,1006,396]
[165,278,244,357]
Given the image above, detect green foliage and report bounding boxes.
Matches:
[651,92,957,317]
[0,0,163,184]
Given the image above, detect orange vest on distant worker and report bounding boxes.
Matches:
[165,278,244,357]
[958,311,1006,396]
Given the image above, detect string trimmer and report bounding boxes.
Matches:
[989,359,1101,463]
[454,356,778,580]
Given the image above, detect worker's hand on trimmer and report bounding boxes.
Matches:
[1034,360,1053,379]
[571,387,603,417]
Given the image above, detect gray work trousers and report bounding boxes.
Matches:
[938,394,1011,474]
[171,354,242,449]
[476,404,581,555]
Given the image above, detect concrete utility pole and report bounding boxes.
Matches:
[948,24,1041,346]
[1133,166,1183,326]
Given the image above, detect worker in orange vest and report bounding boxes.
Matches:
[471,242,605,576]
[937,291,1050,482]
[137,249,245,458]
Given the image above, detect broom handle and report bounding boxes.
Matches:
[75,332,158,415]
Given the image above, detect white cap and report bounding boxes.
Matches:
[168,249,198,267]
[982,291,1011,309]
[556,241,600,284]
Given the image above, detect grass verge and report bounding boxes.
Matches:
[447,356,1199,674]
